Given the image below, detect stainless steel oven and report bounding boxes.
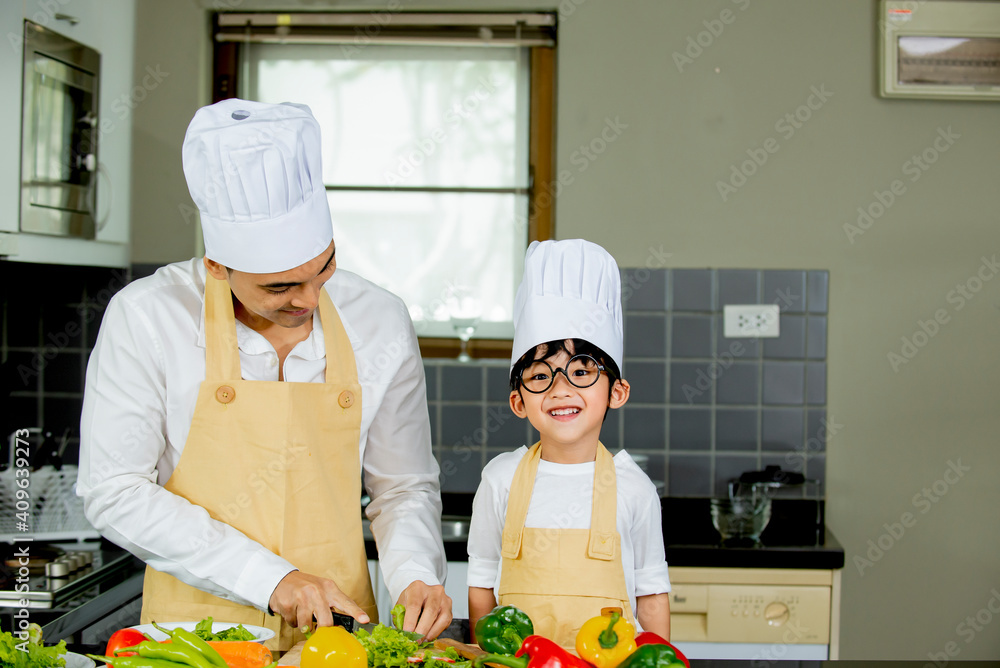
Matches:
[20,20,101,239]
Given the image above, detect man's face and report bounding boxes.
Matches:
[205,241,337,329]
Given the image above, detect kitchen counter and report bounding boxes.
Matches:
[365,494,845,570]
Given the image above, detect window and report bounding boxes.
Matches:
[213,13,556,358]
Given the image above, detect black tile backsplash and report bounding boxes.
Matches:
[671,315,713,358]
[622,268,668,311]
[763,361,805,405]
[763,315,806,359]
[0,261,128,464]
[626,361,666,404]
[624,314,667,358]
[672,269,715,311]
[763,270,807,313]
[425,267,830,498]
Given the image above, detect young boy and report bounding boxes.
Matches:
[467,239,671,647]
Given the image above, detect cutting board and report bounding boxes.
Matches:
[277,640,305,667]
[277,638,501,667]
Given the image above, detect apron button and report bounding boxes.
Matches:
[216,385,236,404]
[338,390,355,408]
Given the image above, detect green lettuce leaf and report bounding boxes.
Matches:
[1,627,67,668]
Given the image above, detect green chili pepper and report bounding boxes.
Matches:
[87,655,194,668]
[615,643,687,668]
[112,640,217,668]
[151,622,228,668]
[474,605,534,656]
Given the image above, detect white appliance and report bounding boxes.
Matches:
[880,0,1000,100]
[669,567,841,661]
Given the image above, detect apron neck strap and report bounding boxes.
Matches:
[500,442,542,559]
[317,289,357,385]
[203,275,357,385]
[205,275,241,380]
[500,441,618,560]
[587,442,617,560]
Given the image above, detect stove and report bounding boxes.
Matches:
[0,541,139,609]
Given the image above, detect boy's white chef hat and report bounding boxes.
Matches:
[182,98,333,274]
[510,239,624,373]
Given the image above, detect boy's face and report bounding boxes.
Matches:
[509,341,629,451]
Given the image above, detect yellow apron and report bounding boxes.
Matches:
[497,441,635,648]
[141,275,377,651]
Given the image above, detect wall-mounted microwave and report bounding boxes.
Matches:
[880,0,1000,100]
[20,20,101,239]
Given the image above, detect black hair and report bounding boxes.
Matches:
[510,338,622,396]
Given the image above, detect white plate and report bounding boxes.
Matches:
[129,622,274,644]
[65,652,97,668]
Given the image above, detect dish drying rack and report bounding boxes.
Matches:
[0,429,100,543]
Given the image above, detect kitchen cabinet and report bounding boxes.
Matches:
[0,3,23,243]
[2,0,135,267]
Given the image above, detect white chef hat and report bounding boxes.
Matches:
[510,239,624,374]
[182,98,333,274]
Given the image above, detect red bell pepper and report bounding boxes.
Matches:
[104,628,153,668]
[474,635,593,668]
[633,632,689,668]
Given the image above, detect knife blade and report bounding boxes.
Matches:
[331,610,377,634]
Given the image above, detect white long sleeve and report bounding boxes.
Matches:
[78,259,446,611]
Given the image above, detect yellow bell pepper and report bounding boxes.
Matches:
[301,626,367,668]
[575,607,637,668]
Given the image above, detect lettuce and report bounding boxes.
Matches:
[0,625,67,668]
[353,624,469,668]
[193,617,255,641]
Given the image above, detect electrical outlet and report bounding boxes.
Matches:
[723,304,780,338]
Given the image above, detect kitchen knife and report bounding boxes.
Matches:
[331,610,377,634]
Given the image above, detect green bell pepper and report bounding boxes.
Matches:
[474,605,534,655]
[616,643,687,668]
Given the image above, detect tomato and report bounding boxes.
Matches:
[105,628,152,667]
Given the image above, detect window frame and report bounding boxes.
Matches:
[211,13,556,360]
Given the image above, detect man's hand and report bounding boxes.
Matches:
[268,570,370,630]
[396,581,452,640]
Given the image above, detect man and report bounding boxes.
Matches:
[78,99,451,650]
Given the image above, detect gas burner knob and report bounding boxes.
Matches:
[77,552,93,567]
[46,561,70,578]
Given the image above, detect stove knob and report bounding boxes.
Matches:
[66,554,84,571]
[764,602,790,627]
[46,560,70,578]
[78,552,93,567]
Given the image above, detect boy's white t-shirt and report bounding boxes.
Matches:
[467,445,671,626]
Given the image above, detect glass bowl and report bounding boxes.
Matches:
[710,495,772,545]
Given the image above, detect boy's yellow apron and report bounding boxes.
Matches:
[141,275,377,651]
[498,441,635,648]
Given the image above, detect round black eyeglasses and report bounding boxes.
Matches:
[519,354,607,394]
